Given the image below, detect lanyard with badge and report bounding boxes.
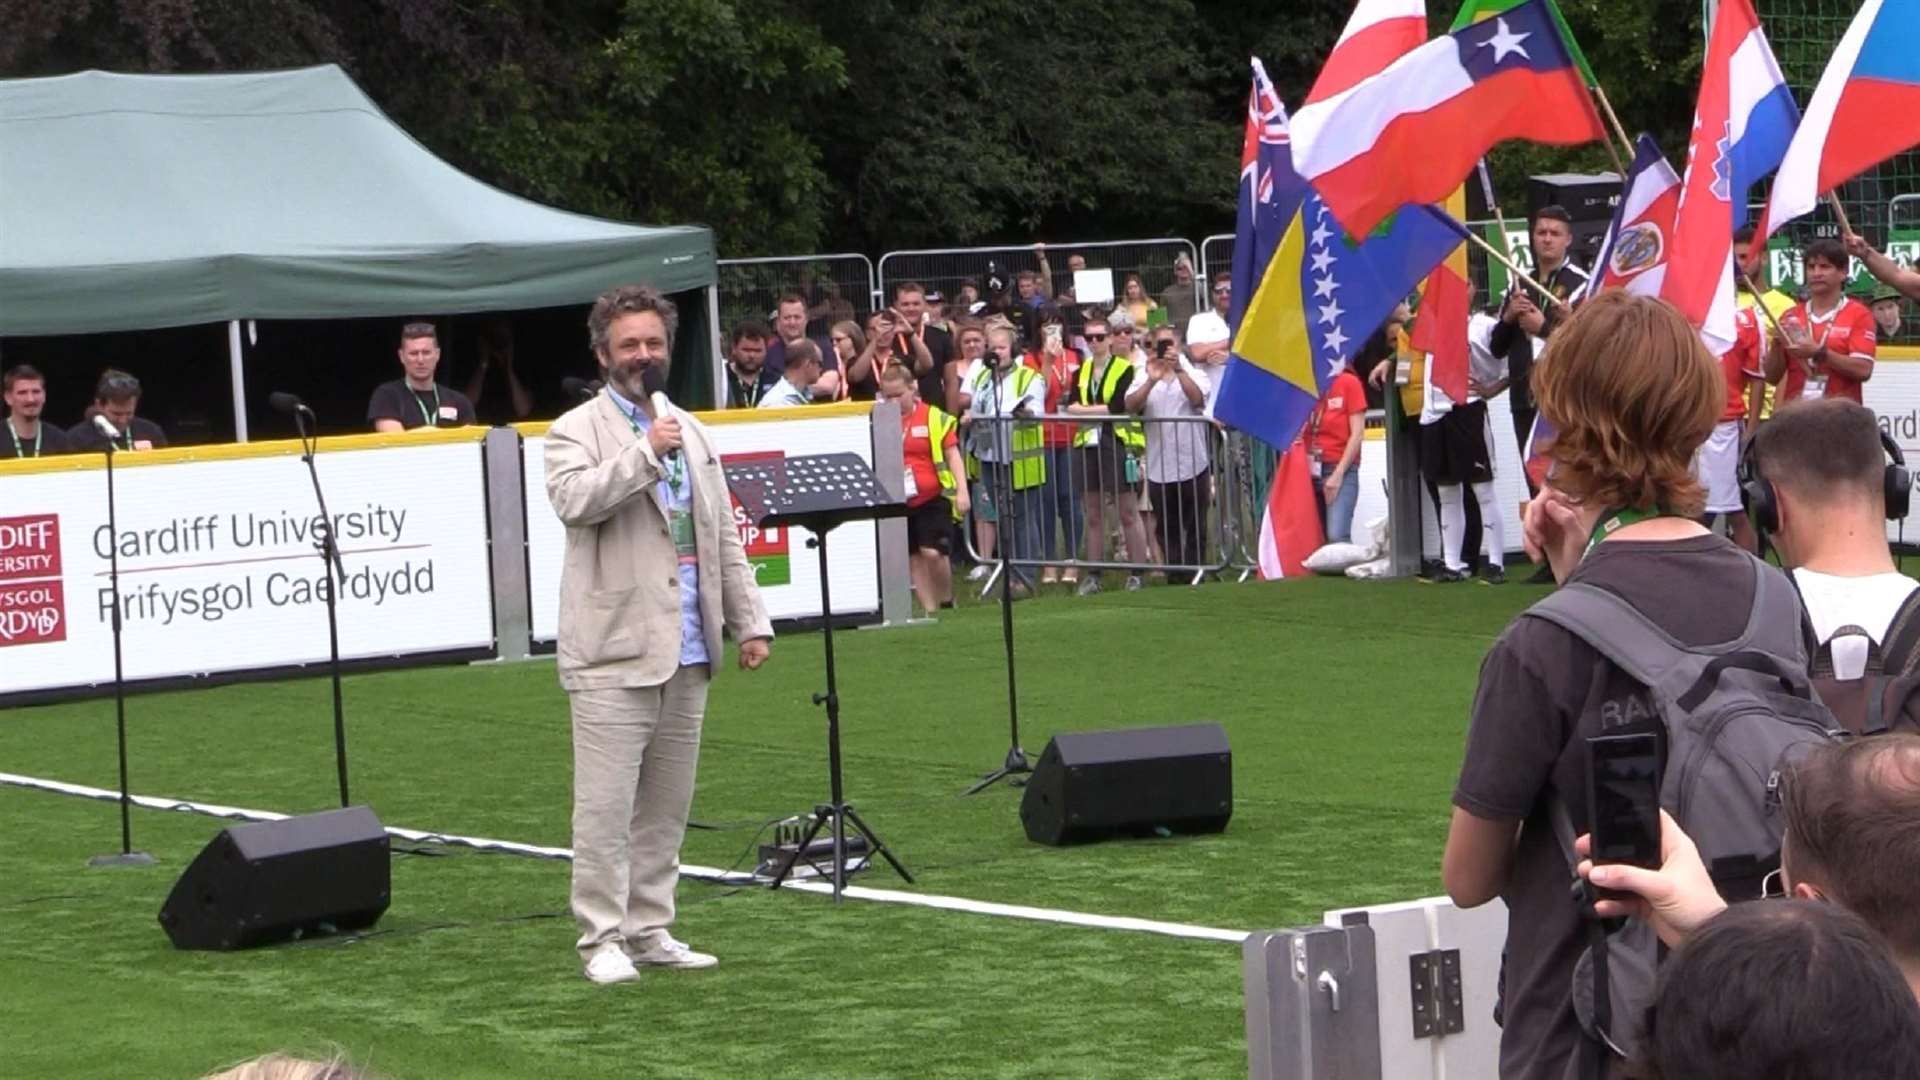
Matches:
[1584,507,1663,557]
[412,385,444,427]
[614,391,694,558]
[9,424,41,458]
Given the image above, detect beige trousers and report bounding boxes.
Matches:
[569,664,711,960]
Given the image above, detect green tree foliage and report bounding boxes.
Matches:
[0,0,1719,251]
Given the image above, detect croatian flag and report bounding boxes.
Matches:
[1305,0,1427,105]
[1289,0,1605,237]
[1579,134,1682,299]
[1660,0,1798,354]
[1756,0,1920,245]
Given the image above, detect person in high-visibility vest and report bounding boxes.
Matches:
[966,324,1046,596]
[879,364,969,614]
[1065,312,1150,594]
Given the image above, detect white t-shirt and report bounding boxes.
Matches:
[1185,310,1231,346]
[967,363,1045,463]
[1418,312,1501,424]
[1793,568,1920,679]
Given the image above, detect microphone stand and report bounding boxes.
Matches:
[89,435,154,867]
[293,407,352,807]
[966,357,1031,795]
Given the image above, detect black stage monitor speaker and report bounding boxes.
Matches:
[1020,723,1232,846]
[158,806,390,950]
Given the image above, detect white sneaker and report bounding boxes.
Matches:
[630,934,718,970]
[966,564,991,582]
[584,946,639,984]
[1125,575,1144,592]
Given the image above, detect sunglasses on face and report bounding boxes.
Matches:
[1213,286,1231,294]
[1084,332,1107,340]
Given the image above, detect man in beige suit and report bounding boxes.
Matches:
[545,284,774,985]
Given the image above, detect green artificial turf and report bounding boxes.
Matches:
[0,575,1540,1078]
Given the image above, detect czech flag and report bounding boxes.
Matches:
[1580,134,1682,299]
[1660,0,1798,355]
[1756,0,1920,246]
[1289,0,1605,237]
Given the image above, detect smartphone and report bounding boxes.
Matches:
[1587,732,1662,897]
[1045,324,1063,348]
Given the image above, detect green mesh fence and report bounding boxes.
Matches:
[1760,0,1920,325]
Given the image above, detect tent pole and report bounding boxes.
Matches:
[705,283,724,408]
[227,320,249,443]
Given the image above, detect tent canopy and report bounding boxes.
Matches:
[0,65,714,336]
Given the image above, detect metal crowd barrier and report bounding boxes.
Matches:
[715,253,878,341]
[1200,232,1234,291]
[877,238,1202,325]
[956,412,1232,591]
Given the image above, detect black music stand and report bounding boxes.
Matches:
[724,452,915,901]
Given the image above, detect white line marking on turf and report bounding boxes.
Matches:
[0,772,1249,944]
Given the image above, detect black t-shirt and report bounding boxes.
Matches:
[915,325,955,409]
[366,380,476,430]
[66,416,168,453]
[725,366,781,410]
[1453,534,1762,1080]
[0,421,72,459]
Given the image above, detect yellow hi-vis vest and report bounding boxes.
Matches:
[925,404,958,497]
[971,364,1047,490]
[1073,355,1146,451]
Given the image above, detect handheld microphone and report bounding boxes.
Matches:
[639,365,679,464]
[561,376,603,402]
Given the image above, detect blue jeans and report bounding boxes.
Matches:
[1039,445,1084,564]
[1318,464,1360,543]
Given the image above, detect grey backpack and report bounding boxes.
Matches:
[1522,555,1842,1070]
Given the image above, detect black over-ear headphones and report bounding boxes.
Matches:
[1742,428,1911,533]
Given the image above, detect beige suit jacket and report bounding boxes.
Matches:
[544,392,772,692]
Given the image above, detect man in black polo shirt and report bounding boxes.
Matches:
[67,369,168,452]
[1,364,71,459]
[1489,205,1588,495]
[723,319,780,409]
[368,321,476,431]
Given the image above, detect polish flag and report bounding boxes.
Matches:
[1306,0,1428,105]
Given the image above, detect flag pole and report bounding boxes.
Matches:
[1590,84,1636,173]
[1463,226,1557,298]
[1735,263,1787,341]
[1825,191,1855,236]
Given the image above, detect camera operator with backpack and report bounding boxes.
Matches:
[1743,398,1920,734]
[1442,292,1836,1080]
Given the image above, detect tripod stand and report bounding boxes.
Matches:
[725,453,913,901]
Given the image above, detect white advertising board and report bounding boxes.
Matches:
[0,435,495,698]
[1866,357,1920,545]
[522,405,882,644]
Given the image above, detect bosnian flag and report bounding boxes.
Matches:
[1756,0,1920,246]
[1578,134,1682,299]
[1306,0,1427,105]
[1659,0,1798,354]
[1290,0,1605,237]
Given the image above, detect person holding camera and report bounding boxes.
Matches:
[1443,291,1785,1080]
[1029,307,1084,586]
[1124,326,1211,578]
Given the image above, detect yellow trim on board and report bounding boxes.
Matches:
[1883,345,1920,362]
[513,400,871,438]
[0,425,486,477]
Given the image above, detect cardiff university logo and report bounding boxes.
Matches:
[0,513,66,646]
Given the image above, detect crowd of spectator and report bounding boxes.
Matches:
[717,258,1242,609]
[0,364,168,459]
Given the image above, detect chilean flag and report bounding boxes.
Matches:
[1290,0,1605,237]
[1580,134,1682,299]
[1306,0,1427,105]
[1757,0,1920,246]
[1660,0,1798,355]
